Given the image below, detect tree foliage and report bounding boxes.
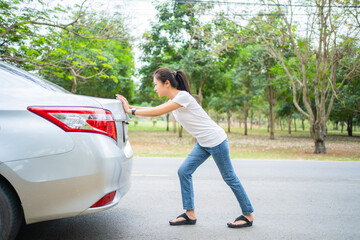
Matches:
[138,1,226,107]
[0,0,134,98]
[6,0,358,152]
[223,0,360,153]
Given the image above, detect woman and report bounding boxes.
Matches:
[116,67,254,228]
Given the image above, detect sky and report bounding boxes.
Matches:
[116,0,158,70]
[48,0,158,37]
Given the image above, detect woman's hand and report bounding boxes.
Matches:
[116,94,131,114]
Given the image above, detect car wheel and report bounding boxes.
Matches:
[0,181,23,240]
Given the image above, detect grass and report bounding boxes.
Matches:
[128,120,360,161]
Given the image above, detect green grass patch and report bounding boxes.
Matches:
[128,120,360,161]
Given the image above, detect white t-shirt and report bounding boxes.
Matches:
[170,91,227,148]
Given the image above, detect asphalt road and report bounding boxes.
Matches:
[17,157,360,240]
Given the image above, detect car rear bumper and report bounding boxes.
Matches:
[1,134,133,224]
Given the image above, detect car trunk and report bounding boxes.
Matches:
[92,97,130,145]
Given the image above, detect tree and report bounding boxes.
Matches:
[0,0,134,98]
[208,76,241,133]
[215,15,289,139]
[138,1,227,135]
[211,19,260,136]
[139,1,223,106]
[225,0,360,153]
[229,49,264,136]
[330,64,360,136]
[37,13,134,98]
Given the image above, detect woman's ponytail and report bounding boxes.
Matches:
[174,70,191,94]
[153,68,192,94]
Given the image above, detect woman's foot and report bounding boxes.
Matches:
[169,210,196,225]
[227,213,254,228]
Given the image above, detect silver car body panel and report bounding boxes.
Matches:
[0,62,133,224]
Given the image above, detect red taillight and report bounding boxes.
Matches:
[28,106,117,141]
[86,120,117,140]
[91,191,116,208]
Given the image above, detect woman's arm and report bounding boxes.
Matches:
[116,94,181,117]
[127,106,152,110]
[133,101,181,117]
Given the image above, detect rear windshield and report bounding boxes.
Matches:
[0,62,68,93]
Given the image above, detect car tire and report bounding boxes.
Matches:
[0,181,23,240]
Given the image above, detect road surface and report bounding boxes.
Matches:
[17,157,360,240]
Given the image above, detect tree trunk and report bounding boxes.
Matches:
[227,110,231,133]
[269,85,275,140]
[172,116,177,133]
[347,117,353,137]
[259,114,261,129]
[179,125,183,138]
[197,82,205,106]
[333,121,338,130]
[250,110,254,130]
[166,113,170,131]
[71,72,77,93]
[310,121,327,154]
[280,119,283,131]
[244,101,248,136]
[302,119,305,131]
[341,122,344,133]
[288,115,291,135]
[294,117,297,132]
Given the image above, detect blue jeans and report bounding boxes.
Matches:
[177,139,254,215]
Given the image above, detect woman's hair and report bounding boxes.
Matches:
[152,67,191,94]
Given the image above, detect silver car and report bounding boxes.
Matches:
[0,61,133,240]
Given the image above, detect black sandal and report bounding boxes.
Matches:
[227,215,253,228]
[169,213,197,226]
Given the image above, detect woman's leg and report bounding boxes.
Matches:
[170,142,210,224]
[208,139,254,215]
[177,142,210,210]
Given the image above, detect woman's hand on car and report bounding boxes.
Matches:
[116,94,131,114]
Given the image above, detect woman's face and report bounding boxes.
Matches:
[153,77,167,98]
